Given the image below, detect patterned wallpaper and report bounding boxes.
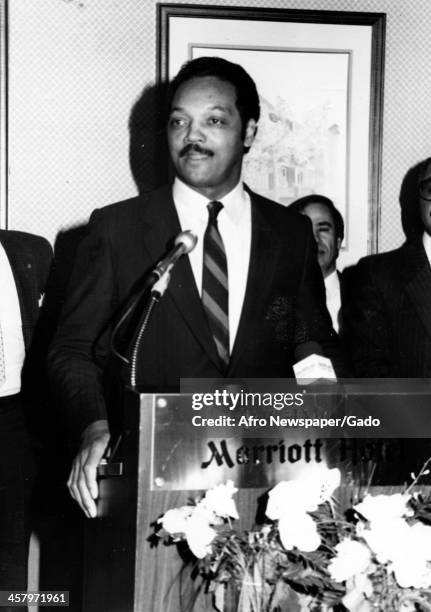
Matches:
[6,0,431,255]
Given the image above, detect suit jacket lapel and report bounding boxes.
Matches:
[140,187,221,369]
[403,239,431,342]
[228,192,282,373]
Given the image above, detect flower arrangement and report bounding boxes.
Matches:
[154,461,431,612]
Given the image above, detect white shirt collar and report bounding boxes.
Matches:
[423,231,431,267]
[0,242,25,395]
[324,269,341,333]
[172,177,248,224]
[324,268,339,292]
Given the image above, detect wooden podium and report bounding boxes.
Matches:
[82,389,311,611]
[82,385,431,611]
[82,389,261,612]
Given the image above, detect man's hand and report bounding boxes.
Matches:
[67,419,110,518]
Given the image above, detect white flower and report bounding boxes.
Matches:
[360,519,431,570]
[380,522,431,588]
[354,493,411,524]
[266,481,302,520]
[342,573,373,611]
[359,519,409,564]
[358,517,431,588]
[266,468,340,553]
[328,540,371,582]
[266,468,340,519]
[201,480,239,520]
[184,513,216,559]
[390,558,431,589]
[406,522,431,560]
[160,506,193,535]
[278,512,321,552]
[308,466,341,503]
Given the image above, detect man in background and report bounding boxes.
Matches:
[49,56,339,519]
[342,157,431,376]
[289,195,344,332]
[0,229,52,592]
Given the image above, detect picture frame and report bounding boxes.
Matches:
[0,0,7,228]
[157,4,386,268]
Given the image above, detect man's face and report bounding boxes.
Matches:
[167,76,256,200]
[419,161,431,235]
[301,202,341,277]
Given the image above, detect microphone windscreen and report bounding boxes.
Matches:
[174,230,198,254]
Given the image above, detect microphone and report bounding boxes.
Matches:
[152,231,197,280]
[293,342,337,384]
[111,231,198,365]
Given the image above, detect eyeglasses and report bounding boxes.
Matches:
[419,177,431,201]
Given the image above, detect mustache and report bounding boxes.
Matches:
[179,143,214,157]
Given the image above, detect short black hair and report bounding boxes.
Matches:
[400,157,431,239]
[289,194,344,242]
[418,156,431,183]
[167,56,261,130]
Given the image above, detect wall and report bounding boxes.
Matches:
[6,0,431,253]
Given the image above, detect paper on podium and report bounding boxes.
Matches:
[293,353,337,384]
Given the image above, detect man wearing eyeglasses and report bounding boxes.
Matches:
[341,157,431,376]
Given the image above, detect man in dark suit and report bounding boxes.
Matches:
[341,157,431,376]
[49,57,338,518]
[0,229,52,591]
[288,195,345,333]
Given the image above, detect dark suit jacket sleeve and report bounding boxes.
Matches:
[292,216,343,372]
[341,257,392,376]
[48,209,117,439]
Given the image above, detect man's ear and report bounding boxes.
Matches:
[337,237,342,251]
[244,119,258,148]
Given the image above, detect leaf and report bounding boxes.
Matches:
[213,583,225,612]
[269,581,304,611]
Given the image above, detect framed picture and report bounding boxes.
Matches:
[0,0,6,228]
[157,5,386,268]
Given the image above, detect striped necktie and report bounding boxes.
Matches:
[202,200,229,369]
[0,324,5,386]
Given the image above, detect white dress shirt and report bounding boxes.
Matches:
[423,231,431,268]
[0,243,25,396]
[173,178,252,352]
[324,269,341,333]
